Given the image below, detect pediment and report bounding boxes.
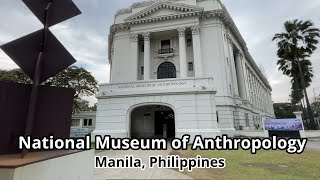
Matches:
[125,2,204,22]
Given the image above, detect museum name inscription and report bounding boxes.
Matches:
[117,81,188,89]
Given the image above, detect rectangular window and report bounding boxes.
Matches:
[141,66,144,75]
[187,39,192,47]
[83,119,93,127]
[71,119,80,127]
[216,111,219,123]
[245,113,249,127]
[188,62,194,71]
[161,40,171,49]
[233,111,240,129]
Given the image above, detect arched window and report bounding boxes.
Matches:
[157,62,176,79]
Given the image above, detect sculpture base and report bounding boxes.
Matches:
[0,150,94,180]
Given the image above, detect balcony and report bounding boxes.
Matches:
[158,48,174,54]
[97,77,216,98]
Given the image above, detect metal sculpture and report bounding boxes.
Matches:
[0,0,81,157]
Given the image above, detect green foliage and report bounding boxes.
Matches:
[0,69,32,84]
[273,19,320,104]
[45,66,98,98]
[312,95,320,117]
[0,66,98,113]
[289,87,304,104]
[273,19,319,129]
[73,99,97,114]
[273,103,299,119]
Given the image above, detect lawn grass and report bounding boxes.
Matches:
[171,148,320,180]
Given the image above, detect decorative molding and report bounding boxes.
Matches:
[116,0,209,16]
[124,1,204,24]
[177,27,186,37]
[236,51,244,60]
[191,26,200,35]
[120,1,204,20]
[227,36,232,44]
[143,33,150,41]
[130,34,139,42]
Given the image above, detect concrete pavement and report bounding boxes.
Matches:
[306,139,320,150]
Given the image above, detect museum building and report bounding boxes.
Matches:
[92,0,275,140]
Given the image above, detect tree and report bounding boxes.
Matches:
[88,103,97,111]
[312,95,320,117]
[273,19,320,129]
[277,51,313,103]
[0,69,32,84]
[312,101,320,117]
[274,103,298,119]
[73,99,97,114]
[0,66,98,113]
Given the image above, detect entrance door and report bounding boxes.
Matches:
[154,110,175,139]
[131,105,175,139]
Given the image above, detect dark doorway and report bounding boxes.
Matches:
[155,110,175,139]
[130,105,175,139]
[157,62,176,79]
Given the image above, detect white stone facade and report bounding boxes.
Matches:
[71,111,97,133]
[93,0,275,140]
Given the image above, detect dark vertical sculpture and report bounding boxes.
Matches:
[0,0,81,157]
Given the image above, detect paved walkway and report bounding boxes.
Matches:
[306,139,320,150]
[94,148,192,180]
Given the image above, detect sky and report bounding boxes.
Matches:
[0,0,320,104]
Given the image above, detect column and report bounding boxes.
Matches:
[130,34,139,81]
[178,27,187,78]
[191,26,203,77]
[242,62,250,101]
[235,52,247,100]
[227,39,239,96]
[143,33,151,80]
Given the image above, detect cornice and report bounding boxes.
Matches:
[127,11,202,25]
[124,2,204,24]
[116,0,206,16]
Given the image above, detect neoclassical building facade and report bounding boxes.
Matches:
[92,0,275,140]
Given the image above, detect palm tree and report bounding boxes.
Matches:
[273,19,320,129]
[277,49,313,128]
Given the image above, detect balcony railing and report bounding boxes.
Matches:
[158,48,173,54]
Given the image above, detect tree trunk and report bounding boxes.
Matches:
[296,56,317,129]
